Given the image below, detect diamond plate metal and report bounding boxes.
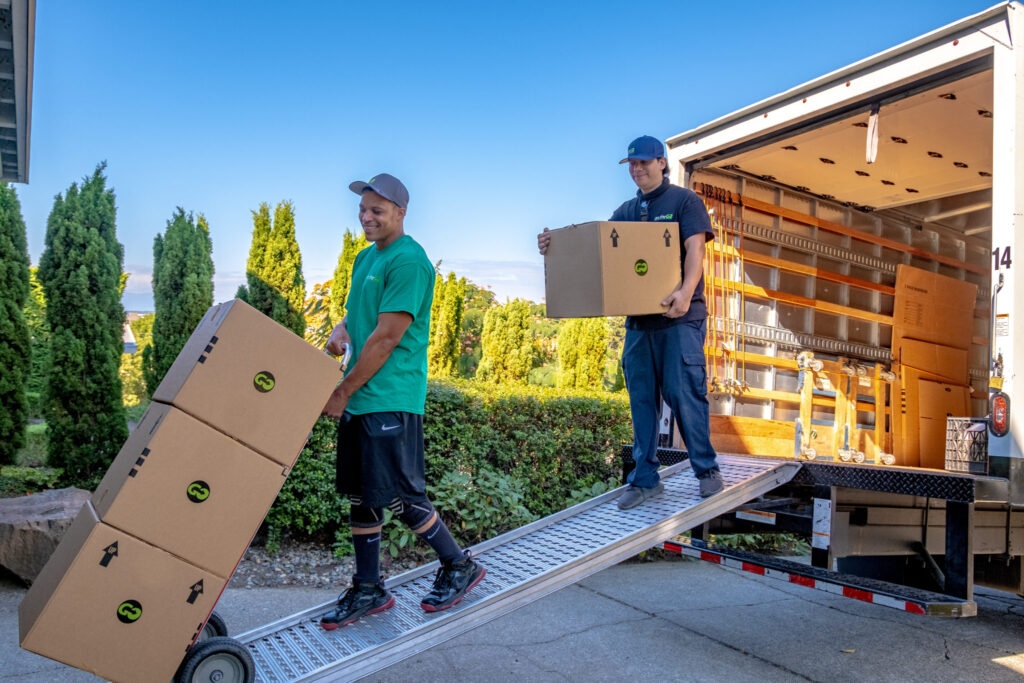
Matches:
[793,461,976,502]
[237,456,799,682]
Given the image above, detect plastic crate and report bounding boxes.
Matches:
[945,417,988,475]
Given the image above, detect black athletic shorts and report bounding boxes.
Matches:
[336,411,428,509]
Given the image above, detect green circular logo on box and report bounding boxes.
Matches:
[187,480,211,503]
[116,599,142,624]
[253,370,276,393]
[634,259,649,276]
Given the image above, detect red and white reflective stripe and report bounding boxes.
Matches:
[663,541,926,615]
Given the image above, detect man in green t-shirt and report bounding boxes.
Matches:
[320,173,485,629]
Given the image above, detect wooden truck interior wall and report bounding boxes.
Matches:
[684,71,993,468]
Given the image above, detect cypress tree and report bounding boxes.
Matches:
[24,268,48,405]
[428,272,444,350]
[477,299,532,384]
[557,318,608,390]
[237,203,273,306]
[38,164,127,488]
[0,184,30,464]
[428,272,465,378]
[143,208,215,394]
[329,229,369,324]
[262,201,306,335]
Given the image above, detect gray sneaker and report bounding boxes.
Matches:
[698,470,724,497]
[617,482,664,510]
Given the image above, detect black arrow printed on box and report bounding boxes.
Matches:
[663,229,672,246]
[610,228,619,247]
[99,541,118,567]
[186,580,204,604]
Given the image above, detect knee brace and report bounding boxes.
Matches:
[395,499,436,530]
[349,503,384,530]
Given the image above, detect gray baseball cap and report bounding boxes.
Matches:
[348,173,409,209]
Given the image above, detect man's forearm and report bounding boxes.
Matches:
[336,325,402,399]
[677,243,705,302]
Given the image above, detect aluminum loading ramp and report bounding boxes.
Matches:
[235,455,799,682]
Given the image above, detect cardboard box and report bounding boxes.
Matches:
[896,337,969,385]
[544,221,682,317]
[918,379,971,470]
[152,299,342,466]
[20,502,224,683]
[892,265,977,352]
[895,365,969,468]
[92,403,288,577]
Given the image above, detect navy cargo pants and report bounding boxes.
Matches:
[622,318,719,488]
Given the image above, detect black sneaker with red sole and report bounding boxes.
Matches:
[320,580,394,630]
[420,551,486,612]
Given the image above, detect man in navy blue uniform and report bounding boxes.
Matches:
[539,135,722,508]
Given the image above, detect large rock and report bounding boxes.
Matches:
[0,487,91,585]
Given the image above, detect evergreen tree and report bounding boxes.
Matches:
[239,201,305,335]
[263,201,306,335]
[428,272,465,378]
[329,229,369,324]
[237,203,272,307]
[38,164,127,488]
[457,281,498,378]
[557,318,608,390]
[24,268,48,403]
[142,208,214,394]
[303,280,332,347]
[477,299,532,384]
[428,271,444,346]
[0,184,30,464]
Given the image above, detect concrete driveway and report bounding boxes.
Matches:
[4,556,1024,681]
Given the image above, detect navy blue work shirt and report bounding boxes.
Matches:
[610,179,714,330]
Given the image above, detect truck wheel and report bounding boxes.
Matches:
[200,611,228,640]
[177,636,255,683]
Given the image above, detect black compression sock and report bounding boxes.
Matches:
[417,517,464,565]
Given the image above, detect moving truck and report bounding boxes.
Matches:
[652,1,1024,602]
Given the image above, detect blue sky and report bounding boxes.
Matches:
[18,1,995,311]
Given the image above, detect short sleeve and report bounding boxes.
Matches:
[678,190,714,243]
[380,257,432,320]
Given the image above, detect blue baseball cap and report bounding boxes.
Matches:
[349,173,409,209]
[619,135,665,164]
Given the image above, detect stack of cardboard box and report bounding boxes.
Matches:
[19,299,342,682]
[891,266,978,469]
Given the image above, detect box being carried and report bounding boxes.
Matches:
[92,403,288,578]
[544,221,681,318]
[152,298,343,466]
[19,502,225,683]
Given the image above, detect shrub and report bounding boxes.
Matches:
[429,465,537,546]
[262,380,631,555]
[16,422,48,467]
[0,466,62,497]
[263,417,346,553]
[423,380,631,519]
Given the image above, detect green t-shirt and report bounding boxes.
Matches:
[344,234,434,415]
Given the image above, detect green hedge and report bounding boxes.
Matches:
[264,380,631,555]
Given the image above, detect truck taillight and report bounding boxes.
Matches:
[991,392,1010,437]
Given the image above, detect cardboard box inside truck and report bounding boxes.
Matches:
[152,298,343,466]
[544,221,682,318]
[19,502,224,683]
[92,402,289,578]
[892,265,978,353]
